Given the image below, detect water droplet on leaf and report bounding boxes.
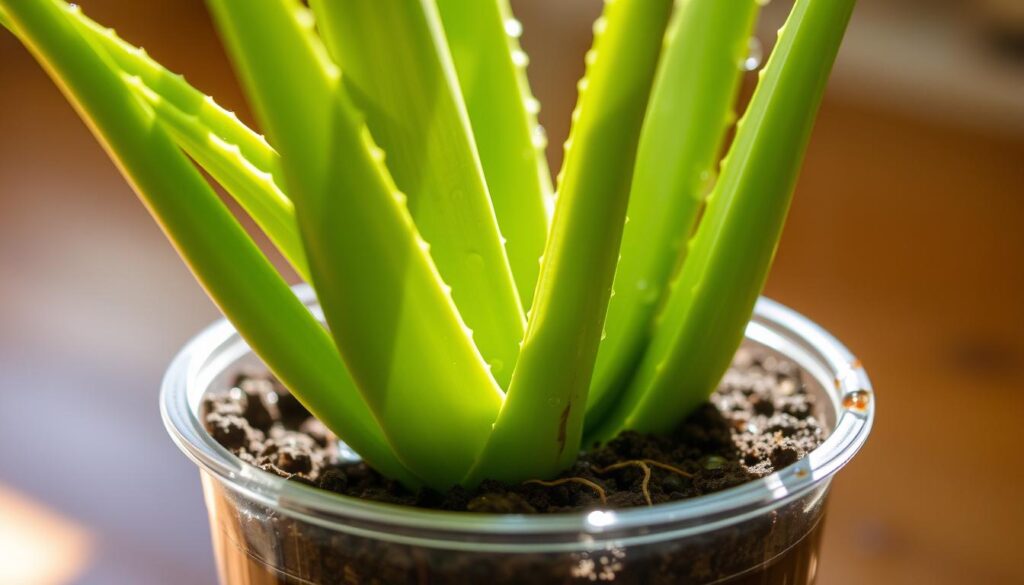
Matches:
[503,18,523,38]
[742,37,763,71]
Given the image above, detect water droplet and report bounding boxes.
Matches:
[503,18,523,38]
[531,125,548,148]
[842,389,871,412]
[577,78,589,92]
[592,17,607,35]
[511,50,529,67]
[417,239,431,252]
[742,37,763,71]
[756,0,771,5]
[524,97,541,115]
[370,146,385,162]
[600,329,607,341]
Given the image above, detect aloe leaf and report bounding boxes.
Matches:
[467,0,675,484]
[68,13,285,187]
[130,80,309,281]
[0,5,309,280]
[434,0,552,310]
[308,0,525,389]
[585,0,759,429]
[206,0,503,488]
[0,0,416,485]
[596,0,858,439]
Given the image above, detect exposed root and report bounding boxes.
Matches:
[641,459,694,479]
[524,477,608,506]
[592,459,693,507]
[594,461,653,506]
[525,459,694,509]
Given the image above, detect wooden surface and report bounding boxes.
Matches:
[1,1,1022,583]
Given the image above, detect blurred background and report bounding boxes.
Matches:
[1,0,1022,583]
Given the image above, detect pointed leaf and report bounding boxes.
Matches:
[467,0,674,484]
[586,0,759,428]
[435,0,552,309]
[0,6,309,280]
[309,0,525,388]
[598,0,858,438]
[206,0,503,488]
[0,0,415,485]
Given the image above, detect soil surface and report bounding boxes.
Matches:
[202,347,824,512]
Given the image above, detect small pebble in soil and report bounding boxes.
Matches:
[202,347,824,513]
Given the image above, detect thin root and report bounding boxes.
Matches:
[641,459,694,479]
[591,459,693,507]
[594,461,653,506]
[525,477,608,506]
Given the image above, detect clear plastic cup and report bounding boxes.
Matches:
[161,286,874,584]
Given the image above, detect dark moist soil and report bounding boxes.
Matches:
[202,347,823,513]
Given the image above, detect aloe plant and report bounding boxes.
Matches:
[1,0,855,490]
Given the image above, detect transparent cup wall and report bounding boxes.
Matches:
[162,288,874,585]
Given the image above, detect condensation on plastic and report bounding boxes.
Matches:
[162,286,874,584]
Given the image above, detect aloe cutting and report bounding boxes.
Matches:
[1,0,856,490]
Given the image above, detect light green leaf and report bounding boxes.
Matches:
[0,0,416,485]
[206,0,502,488]
[0,5,309,280]
[467,0,675,485]
[435,0,552,310]
[586,0,760,430]
[597,0,858,439]
[308,0,525,389]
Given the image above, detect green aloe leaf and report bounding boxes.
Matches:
[0,0,415,485]
[586,0,760,430]
[309,0,525,389]
[0,5,308,280]
[435,0,552,310]
[206,0,502,488]
[596,0,857,439]
[467,0,675,485]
